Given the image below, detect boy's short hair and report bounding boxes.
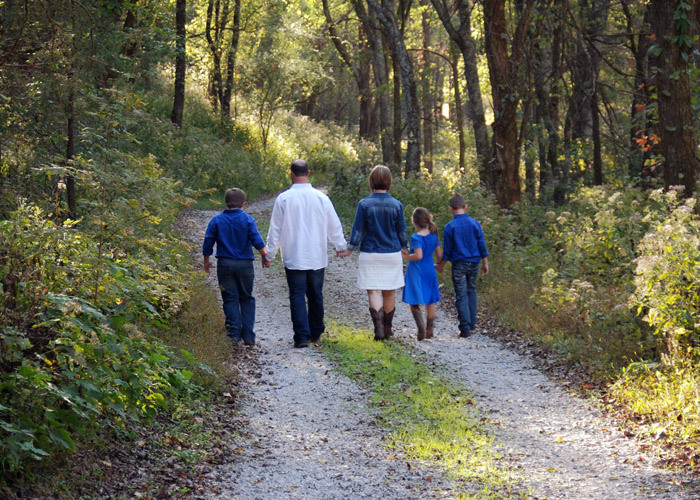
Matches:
[225,188,246,208]
[449,193,467,209]
[369,165,392,191]
[291,159,309,176]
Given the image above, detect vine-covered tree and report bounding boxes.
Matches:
[649,0,699,196]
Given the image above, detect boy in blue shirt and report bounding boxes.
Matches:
[203,188,268,346]
[437,194,489,337]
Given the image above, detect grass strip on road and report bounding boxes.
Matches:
[322,322,523,499]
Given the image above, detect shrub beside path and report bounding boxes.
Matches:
[181,196,699,499]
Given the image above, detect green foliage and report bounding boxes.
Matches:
[610,360,700,468]
[0,202,205,475]
[631,190,700,363]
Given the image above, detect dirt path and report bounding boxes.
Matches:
[179,196,699,500]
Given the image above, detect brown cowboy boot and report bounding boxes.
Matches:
[383,308,395,339]
[425,318,435,339]
[411,308,426,341]
[369,307,385,341]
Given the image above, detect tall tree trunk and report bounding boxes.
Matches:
[532,0,564,201]
[533,42,555,197]
[482,0,534,208]
[524,119,536,201]
[206,0,223,112]
[392,55,403,166]
[170,0,186,127]
[122,6,138,57]
[368,0,422,174]
[323,0,374,138]
[650,0,699,195]
[451,47,465,173]
[591,85,603,185]
[564,0,611,184]
[358,25,374,138]
[536,113,549,198]
[430,0,490,184]
[66,89,76,217]
[622,2,654,179]
[222,0,241,118]
[352,0,395,162]
[421,6,434,173]
[373,25,395,164]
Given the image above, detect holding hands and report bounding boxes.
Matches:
[336,249,353,258]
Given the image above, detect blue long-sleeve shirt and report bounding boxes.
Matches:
[203,209,265,260]
[442,213,489,263]
[347,193,408,253]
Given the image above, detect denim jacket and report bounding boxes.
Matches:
[348,193,408,253]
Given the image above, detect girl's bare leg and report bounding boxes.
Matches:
[426,303,436,320]
[426,303,436,339]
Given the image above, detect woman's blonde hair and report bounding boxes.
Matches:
[412,207,437,234]
[369,165,392,191]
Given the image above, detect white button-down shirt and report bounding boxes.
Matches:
[266,183,347,270]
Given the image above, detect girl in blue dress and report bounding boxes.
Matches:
[402,207,442,340]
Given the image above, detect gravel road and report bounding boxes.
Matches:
[179,194,699,500]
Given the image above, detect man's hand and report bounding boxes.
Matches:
[204,256,211,274]
[436,260,446,273]
[262,257,271,269]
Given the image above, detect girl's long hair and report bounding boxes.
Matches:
[412,207,437,234]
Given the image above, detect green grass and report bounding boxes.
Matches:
[609,361,700,469]
[160,278,238,390]
[321,322,523,499]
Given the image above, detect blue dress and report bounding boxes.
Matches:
[402,233,442,306]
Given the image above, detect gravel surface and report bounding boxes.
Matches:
[179,195,699,500]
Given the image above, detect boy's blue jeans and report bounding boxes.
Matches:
[217,258,256,343]
[451,260,480,335]
[284,268,325,344]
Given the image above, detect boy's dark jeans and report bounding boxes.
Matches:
[217,258,256,342]
[284,268,325,344]
[451,260,480,335]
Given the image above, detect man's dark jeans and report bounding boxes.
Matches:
[451,260,480,335]
[217,258,256,343]
[284,268,325,344]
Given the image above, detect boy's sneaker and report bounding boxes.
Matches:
[459,331,470,338]
[294,341,310,348]
[243,339,255,347]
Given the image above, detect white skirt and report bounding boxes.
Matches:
[356,251,405,290]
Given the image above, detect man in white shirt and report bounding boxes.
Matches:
[264,159,348,348]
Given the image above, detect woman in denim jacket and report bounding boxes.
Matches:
[341,165,408,340]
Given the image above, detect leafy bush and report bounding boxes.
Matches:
[631,191,700,363]
[0,202,205,475]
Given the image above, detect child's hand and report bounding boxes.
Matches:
[481,261,489,275]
